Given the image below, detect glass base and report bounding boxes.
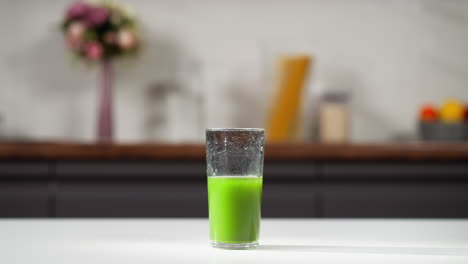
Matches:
[211,241,259,250]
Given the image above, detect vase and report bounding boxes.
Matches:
[97,59,113,143]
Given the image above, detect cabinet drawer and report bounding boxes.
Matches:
[264,161,318,181]
[263,184,317,217]
[56,161,205,180]
[0,183,49,217]
[56,182,207,217]
[321,183,468,217]
[0,162,50,179]
[321,162,468,180]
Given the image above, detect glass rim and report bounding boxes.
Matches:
[206,128,264,132]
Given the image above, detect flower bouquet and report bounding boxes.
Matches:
[61,0,140,142]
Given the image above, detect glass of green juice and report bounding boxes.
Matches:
[206,128,264,250]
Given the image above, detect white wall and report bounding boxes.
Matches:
[1,0,467,143]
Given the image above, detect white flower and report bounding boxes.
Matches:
[117,29,137,50]
[68,22,86,41]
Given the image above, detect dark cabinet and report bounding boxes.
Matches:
[264,161,318,181]
[0,162,51,217]
[263,184,318,217]
[320,183,468,217]
[56,182,207,217]
[56,161,205,180]
[1,159,468,218]
[0,162,50,180]
[0,182,49,217]
[321,162,468,180]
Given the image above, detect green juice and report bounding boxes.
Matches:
[208,176,263,243]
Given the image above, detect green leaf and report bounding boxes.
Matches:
[83,30,98,41]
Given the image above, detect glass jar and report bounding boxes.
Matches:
[319,91,350,143]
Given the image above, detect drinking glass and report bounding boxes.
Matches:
[206,128,264,249]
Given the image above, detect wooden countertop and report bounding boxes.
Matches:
[0,142,468,161]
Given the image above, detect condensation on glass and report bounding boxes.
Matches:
[206,128,264,177]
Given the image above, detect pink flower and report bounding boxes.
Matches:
[65,35,83,51]
[85,7,110,27]
[66,1,91,19]
[67,22,86,41]
[85,42,103,60]
[117,30,137,50]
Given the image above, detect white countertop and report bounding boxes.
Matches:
[2,219,468,264]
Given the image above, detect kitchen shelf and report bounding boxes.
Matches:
[0,142,468,161]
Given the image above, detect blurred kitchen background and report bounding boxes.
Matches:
[1,0,467,143]
[1,0,468,219]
